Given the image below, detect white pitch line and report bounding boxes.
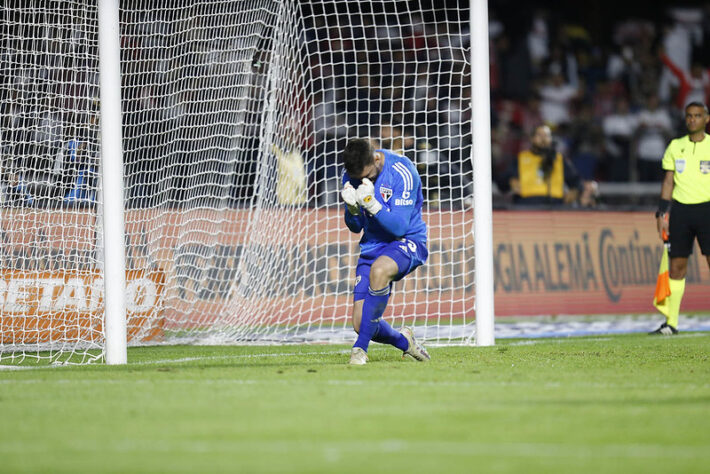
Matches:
[0,365,36,371]
[1,439,706,461]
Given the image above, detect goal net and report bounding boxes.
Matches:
[1,0,476,364]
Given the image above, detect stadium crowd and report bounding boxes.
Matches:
[1,2,709,209]
[486,4,710,199]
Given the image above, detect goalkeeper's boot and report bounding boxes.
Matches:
[349,347,368,365]
[649,322,678,336]
[401,327,430,362]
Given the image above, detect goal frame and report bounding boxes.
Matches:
[470,0,495,346]
[95,0,496,364]
[98,0,126,364]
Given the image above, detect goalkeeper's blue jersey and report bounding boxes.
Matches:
[342,149,427,256]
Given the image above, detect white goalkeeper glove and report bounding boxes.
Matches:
[341,182,360,215]
[356,178,382,216]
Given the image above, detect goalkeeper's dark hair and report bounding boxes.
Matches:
[343,138,375,176]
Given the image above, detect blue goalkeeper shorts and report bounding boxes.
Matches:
[353,239,428,301]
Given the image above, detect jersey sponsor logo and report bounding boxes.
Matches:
[675,159,685,173]
[355,275,361,287]
[700,161,710,174]
[380,186,393,202]
[395,198,414,206]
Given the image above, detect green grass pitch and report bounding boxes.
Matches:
[1,333,709,474]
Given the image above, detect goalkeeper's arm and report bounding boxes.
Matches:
[370,206,412,238]
[356,178,412,238]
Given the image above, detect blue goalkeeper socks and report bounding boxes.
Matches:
[353,286,409,352]
[371,318,409,352]
[353,286,391,352]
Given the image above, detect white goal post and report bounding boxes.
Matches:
[470,0,495,346]
[0,0,494,364]
[98,0,127,364]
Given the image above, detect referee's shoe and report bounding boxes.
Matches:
[649,322,679,335]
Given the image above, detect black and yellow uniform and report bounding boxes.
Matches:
[661,134,710,258]
[512,149,582,205]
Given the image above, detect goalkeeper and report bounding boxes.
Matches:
[340,138,430,365]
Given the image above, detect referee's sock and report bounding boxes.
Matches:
[353,286,391,352]
[666,278,685,329]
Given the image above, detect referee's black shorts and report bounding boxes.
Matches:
[669,200,710,258]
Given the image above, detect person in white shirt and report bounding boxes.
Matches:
[602,97,637,181]
[634,94,675,181]
[538,70,580,128]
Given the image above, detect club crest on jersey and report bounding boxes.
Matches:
[700,161,710,174]
[675,159,685,173]
[380,186,393,202]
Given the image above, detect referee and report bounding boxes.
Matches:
[652,101,710,335]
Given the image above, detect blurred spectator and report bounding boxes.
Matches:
[610,19,659,103]
[567,102,603,181]
[520,96,544,135]
[61,139,94,204]
[660,52,710,111]
[580,180,599,208]
[57,125,97,206]
[34,102,63,166]
[380,121,472,209]
[545,41,580,89]
[658,9,702,105]
[491,98,528,192]
[602,97,637,181]
[1,166,34,207]
[527,11,550,75]
[634,94,674,182]
[272,141,307,206]
[507,125,585,206]
[592,80,624,118]
[606,45,642,102]
[537,70,580,129]
[662,9,699,75]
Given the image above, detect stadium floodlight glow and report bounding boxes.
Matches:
[0,0,494,364]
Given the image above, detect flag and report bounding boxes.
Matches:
[653,242,671,317]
